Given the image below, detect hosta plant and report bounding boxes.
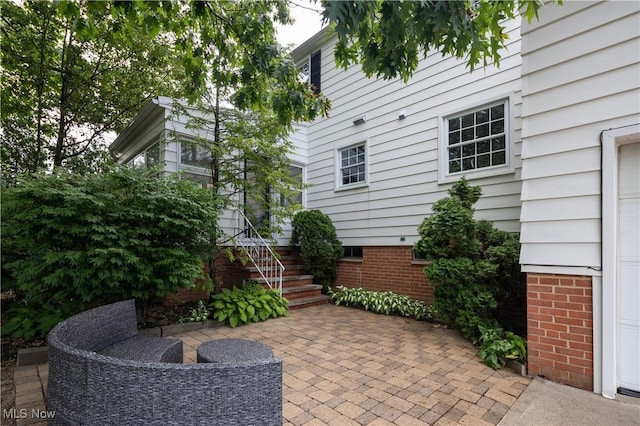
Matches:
[330,286,435,321]
[210,283,289,328]
[477,324,527,370]
[180,300,211,323]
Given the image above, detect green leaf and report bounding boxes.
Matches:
[229,314,239,328]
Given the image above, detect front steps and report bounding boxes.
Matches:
[247,249,331,309]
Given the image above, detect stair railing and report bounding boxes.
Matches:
[234,209,284,295]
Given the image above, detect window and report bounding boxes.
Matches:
[298,50,321,95]
[146,143,160,167]
[280,165,304,207]
[129,142,160,168]
[342,246,363,259]
[180,140,211,168]
[339,143,367,187]
[441,99,510,177]
[412,247,428,262]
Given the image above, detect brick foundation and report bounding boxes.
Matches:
[527,273,594,390]
[164,246,434,305]
[336,246,433,302]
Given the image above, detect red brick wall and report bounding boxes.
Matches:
[527,273,594,391]
[163,255,246,306]
[336,246,433,302]
[163,286,210,305]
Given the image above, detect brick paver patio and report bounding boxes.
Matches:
[10,304,531,425]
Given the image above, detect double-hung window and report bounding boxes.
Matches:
[441,99,511,179]
[338,143,367,187]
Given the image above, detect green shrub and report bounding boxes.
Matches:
[477,325,527,370]
[1,167,221,338]
[330,285,435,321]
[290,210,343,292]
[415,177,526,348]
[210,283,289,327]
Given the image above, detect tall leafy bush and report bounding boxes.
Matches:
[1,167,221,338]
[290,209,343,292]
[415,178,524,343]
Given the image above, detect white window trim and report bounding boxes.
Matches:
[438,94,515,184]
[335,140,369,191]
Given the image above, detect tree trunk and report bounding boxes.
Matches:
[53,18,72,169]
[33,10,52,173]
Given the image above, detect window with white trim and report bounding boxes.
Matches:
[339,143,366,187]
[129,142,160,168]
[180,140,211,168]
[442,100,509,176]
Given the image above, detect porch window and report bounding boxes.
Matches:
[180,140,211,168]
[280,165,304,207]
[146,143,160,167]
[339,143,367,187]
[129,142,160,168]
[441,99,510,177]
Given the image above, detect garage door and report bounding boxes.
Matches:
[618,141,640,393]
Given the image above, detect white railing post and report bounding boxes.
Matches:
[234,209,284,295]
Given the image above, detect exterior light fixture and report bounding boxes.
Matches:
[353,116,366,125]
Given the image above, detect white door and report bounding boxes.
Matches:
[618,141,640,392]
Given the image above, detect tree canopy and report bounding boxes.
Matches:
[1,0,330,183]
[321,0,554,81]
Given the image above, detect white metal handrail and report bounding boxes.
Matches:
[234,209,284,295]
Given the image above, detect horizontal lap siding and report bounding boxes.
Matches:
[519,0,640,270]
[303,21,524,247]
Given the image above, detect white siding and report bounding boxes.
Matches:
[297,20,525,246]
[519,0,640,270]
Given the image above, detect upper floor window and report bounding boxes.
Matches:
[298,50,321,95]
[180,140,211,169]
[129,142,160,168]
[146,143,160,167]
[339,143,367,187]
[440,99,511,179]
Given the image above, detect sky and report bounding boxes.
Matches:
[275,0,326,48]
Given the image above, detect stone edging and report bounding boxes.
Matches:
[16,320,222,366]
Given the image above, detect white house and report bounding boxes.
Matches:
[110,0,639,396]
[518,1,640,397]
[289,16,526,304]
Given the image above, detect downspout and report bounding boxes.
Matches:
[593,130,605,396]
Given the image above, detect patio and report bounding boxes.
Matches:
[13,304,531,425]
